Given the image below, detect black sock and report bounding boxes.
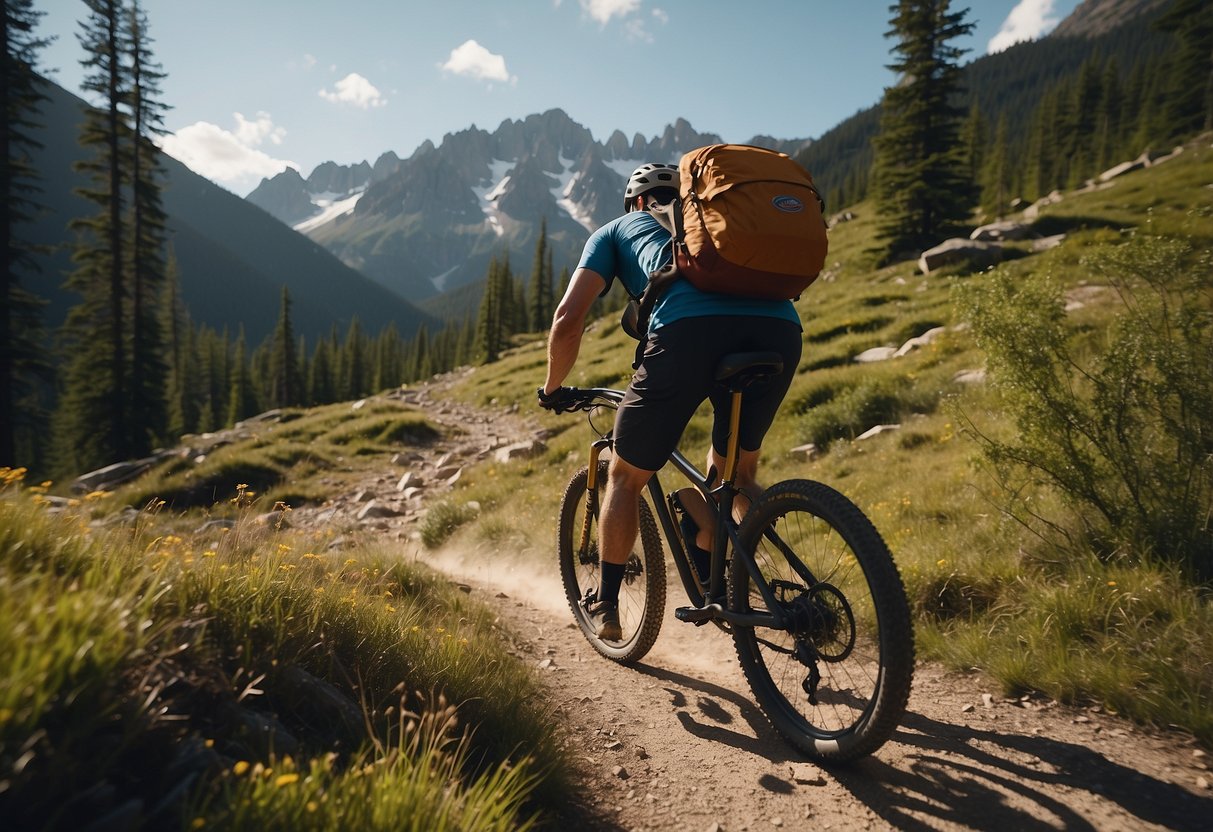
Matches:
[599,561,626,606]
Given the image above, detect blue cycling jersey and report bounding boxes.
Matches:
[576,211,800,331]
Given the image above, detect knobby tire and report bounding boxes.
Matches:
[728,479,914,761]
[558,462,666,664]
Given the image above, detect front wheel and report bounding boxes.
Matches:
[558,461,665,663]
[728,479,914,761]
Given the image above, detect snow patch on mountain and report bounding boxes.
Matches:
[471,159,514,237]
[553,155,596,233]
[293,190,364,234]
[430,264,459,293]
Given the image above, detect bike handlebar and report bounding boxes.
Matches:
[547,386,624,413]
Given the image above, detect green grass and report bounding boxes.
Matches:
[116,400,439,511]
[434,141,1213,743]
[0,472,568,830]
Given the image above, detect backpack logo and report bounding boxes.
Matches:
[772,195,804,213]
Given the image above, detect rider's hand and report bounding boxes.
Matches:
[537,386,568,411]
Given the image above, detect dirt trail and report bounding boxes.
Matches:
[303,376,1213,831]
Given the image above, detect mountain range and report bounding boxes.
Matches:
[246,112,811,312]
[21,82,437,344]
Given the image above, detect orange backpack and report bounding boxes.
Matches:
[666,144,828,300]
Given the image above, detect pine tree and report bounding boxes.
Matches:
[340,317,365,399]
[268,286,300,407]
[372,322,401,391]
[123,0,168,451]
[527,217,552,332]
[1,0,51,467]
[1095,58,1124,171]
[226,326,256,425]
[980,114,1012,219]
[1155,0,1213,140]
[57,0,129,472]
[960,103,988,203]
[871,0,975,261]
[307,336,334,404]
[474,257,501,364]
[409,323,430,381]
[160,250,198,438]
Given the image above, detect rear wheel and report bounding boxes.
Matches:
[558,461,665,663]
[728,479,913,761]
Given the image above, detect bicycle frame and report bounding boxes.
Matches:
[572,387,816,634]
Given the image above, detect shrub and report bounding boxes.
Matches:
[957,235,1213,580]
[420,501,478,549]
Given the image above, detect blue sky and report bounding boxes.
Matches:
[36,0,1081,195]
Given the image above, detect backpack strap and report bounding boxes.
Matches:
[618,200,685,361]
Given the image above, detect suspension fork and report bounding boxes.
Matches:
[579,439,612,559]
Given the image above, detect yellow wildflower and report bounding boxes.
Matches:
[275,773,300,787]
[233,761,250,776]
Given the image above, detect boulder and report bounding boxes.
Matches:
[854,346,898,364]
[1097,156,1147,183]
[71,457,156,493]
[495,439,548,463]
[1031,233,1067,253]
[357,500,400,520]
[918,239,1005,275]
[827,210,856,228]
[856,424,901,441]
[895,326,947,357]
[396,471,422,491]
[1023,190,1064,220]
[952,369,987,385]
[969,220,1033,242]
[789,443,820,461]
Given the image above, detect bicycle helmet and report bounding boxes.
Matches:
[623,163,679,211]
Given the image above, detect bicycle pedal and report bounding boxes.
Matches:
[675,604,721,624]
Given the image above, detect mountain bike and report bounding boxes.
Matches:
[551,351,914,761]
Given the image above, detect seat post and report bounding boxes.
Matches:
[722,390,743,484]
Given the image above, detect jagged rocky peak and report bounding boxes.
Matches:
[491,108,594,170]
[357,153,480,224]
[307,160,371,195]
[495,155,561,219]
[435,124,495,184]
[1050,0,1168,39]
[604,129,631,160]
[246,166,316,225]
[651,118,722,158]
[371,151,402,183]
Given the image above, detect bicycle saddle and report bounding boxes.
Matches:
[714,351,784,389]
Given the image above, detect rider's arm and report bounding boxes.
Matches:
[544,267,607,395]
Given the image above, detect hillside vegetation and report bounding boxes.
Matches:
[3,141,1209,830]
[0,399,574,829]
[434,141,1213,742]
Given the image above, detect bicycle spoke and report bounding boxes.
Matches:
[730,480,913,761]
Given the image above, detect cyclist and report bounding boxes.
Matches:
[538,162,802,641]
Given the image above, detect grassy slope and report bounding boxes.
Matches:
[0,398,574,829]
[3,143,1208,831]
[434,141,1213,742]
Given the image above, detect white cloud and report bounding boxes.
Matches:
[440,39,516,84]
[233,112,286,147]
[318,72,387,108]
[159,112,296,193]
[581,0,641,25]
[988,0,1061,54]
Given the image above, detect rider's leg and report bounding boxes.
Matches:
[675,487,716,552]
[597,454,656,604]
[709,445,764,524]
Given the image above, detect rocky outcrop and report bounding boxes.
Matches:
[918,239,1006,274]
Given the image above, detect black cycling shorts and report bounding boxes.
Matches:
[613,316,802,472]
